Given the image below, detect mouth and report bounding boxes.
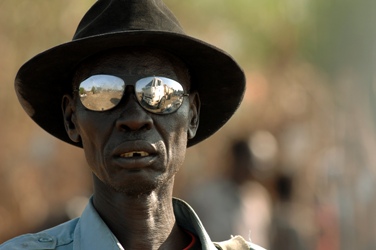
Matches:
[120,151,150,158]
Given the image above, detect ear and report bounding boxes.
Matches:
[188,92,200,139]
[62,95,81,143]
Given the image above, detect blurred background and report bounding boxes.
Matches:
[1,0,376,249]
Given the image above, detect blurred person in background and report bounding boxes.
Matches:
[269,174,304,250]
[184,139,272,248]
[0,0,265,249]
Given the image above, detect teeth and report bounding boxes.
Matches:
[120,151,149,158]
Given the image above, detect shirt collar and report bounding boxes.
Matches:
[172,198,218,250]
[73,197,122,250]
[74,197,217,250]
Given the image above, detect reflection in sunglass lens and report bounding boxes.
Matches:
[78,75,125,111]
[78,75,187,114]
[135,76,185,114]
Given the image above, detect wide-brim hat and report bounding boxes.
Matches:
[15,0,246,148]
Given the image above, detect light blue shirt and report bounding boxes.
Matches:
[0,197,264,250]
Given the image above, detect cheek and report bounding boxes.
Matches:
[163,105,190,166]
[166,103,189,138]
[75,111,113,165]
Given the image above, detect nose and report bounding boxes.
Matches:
[115,86,153,132]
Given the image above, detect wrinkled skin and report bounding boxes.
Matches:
[62,48,200,249]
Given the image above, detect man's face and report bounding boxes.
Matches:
[63,49,200,195]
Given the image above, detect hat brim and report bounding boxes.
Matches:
[15,31,245,147]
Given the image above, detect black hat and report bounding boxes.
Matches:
[15,0,246,147]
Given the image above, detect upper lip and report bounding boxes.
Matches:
[113,140,157,158]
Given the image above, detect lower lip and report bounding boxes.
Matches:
[113,155,157,169]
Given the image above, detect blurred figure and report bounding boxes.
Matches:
[314,197,340,250]
[184,139,272,248]
[269,174,305,250]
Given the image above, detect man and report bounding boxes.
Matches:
[1,0,265,249]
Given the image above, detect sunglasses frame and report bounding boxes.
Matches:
[74,75,189,114]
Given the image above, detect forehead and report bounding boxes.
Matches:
[75,47,190,82]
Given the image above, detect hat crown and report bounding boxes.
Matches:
[73,0,185,40]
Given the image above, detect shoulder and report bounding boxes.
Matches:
[214,235,267,250]
[0,218,79,250]
[0,233,58,250]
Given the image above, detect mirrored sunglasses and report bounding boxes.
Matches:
[76,75,189,114]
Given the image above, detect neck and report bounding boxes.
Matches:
[92,175,190,250]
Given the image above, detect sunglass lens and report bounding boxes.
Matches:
[78,75,125,111]
[135,76,185,114]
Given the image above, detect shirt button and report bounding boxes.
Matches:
[38,237,53,242]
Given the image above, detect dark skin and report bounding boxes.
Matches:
[62,48,200,250]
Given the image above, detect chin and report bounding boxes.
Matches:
[109,174,171,197]
[99,166,176,196]
[111,182,158,197]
